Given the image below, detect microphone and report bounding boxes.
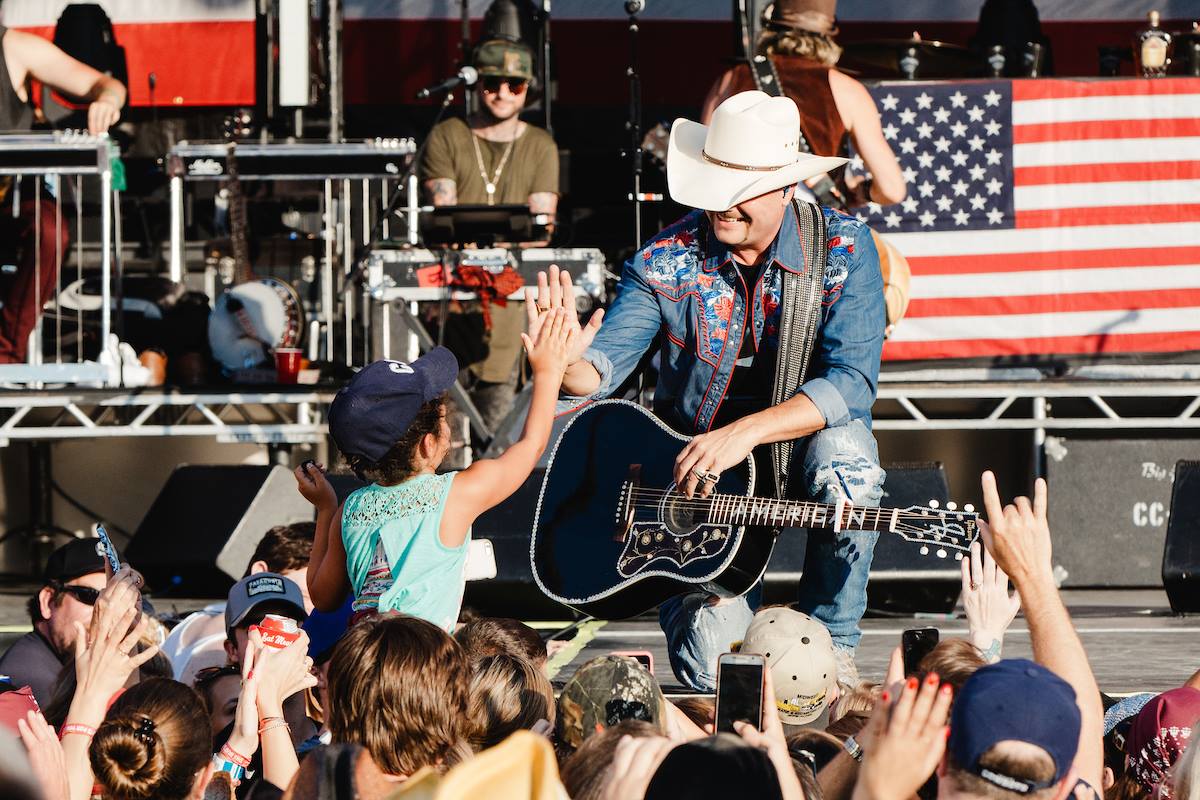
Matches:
[416,66,479,100]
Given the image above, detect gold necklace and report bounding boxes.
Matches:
[470,130,517,206]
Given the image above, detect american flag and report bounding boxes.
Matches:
[848,78,1200,363]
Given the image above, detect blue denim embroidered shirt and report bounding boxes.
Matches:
[562,202,885,433]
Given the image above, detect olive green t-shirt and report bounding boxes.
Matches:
[419,117,559,204]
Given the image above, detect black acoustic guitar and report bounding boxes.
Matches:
[530,400,979,619]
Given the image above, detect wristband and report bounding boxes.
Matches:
[259,721,291,736]
[844,734,864,763]
[219,742,251,768]
[211,756,246,785]
[60,723,97,740]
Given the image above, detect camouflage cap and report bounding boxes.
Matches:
[556,655,668,750]
[474,38,534,80]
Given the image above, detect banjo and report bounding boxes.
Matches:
[207,142,305,372]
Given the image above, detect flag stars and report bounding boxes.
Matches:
[855,212,869,223]
[953,208,971,226]
[987,207,1005,225]
[951,179,969,196]
[985,177,1004,195]
[935,195,953,212]
[950,120,968,138]
[933,136,951,153]
[984,120,1003,136]
[916,152,935,169]
[969,193,987,210]
[934,165,952,182]
[883,122,900,140]
[901,166,918,183]
[949,90,967,108]
[919,210,937,227]
[901,196,919,214]
[850,154,865,171]
[915,92,934,109]
[933,106,951,124]
[967,135,985,151]
[983,89,1002,107]
[900,137,917,154]
[868,201,883,215]
[968,163,987,181]
[916,121,934,139]
[881,93,900,111]
[917,180,935,198]
[883,210,902,228]
[950,150,968,167]
[899,108,917,125]
[985,148,1004,165]
[967,105,985,122]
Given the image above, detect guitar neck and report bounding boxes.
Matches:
[706,493,895,533]
[225,142,252,285]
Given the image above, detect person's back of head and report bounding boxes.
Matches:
[327,614,471,777]
[245,522,316,576]
[919,639,987,696]
[90,677,211,800]
[560,719,660,800]
[468,652,555,750]
[454,616,546,667]
[940,660,1080,800]
[645,733,785,800]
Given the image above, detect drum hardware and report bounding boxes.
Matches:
[840,36,980,80]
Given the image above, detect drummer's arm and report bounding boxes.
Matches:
[831,70,906,206]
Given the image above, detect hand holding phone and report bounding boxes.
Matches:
[715,652,766,733]
[902,627,940,676]
[94,523,121,573]
[611,650,654,672]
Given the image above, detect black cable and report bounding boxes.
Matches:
[49,479,132,540]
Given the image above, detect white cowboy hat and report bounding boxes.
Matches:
[667,90,848,212]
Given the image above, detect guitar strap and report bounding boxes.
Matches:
[748,54,844,208]
[770,199,826,501]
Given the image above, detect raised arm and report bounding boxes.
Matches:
[294,464,350,612]
[6,29,125,134]
[830,71,905,206]
[978,471,1103,791]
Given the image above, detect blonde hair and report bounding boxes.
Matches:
[467,653,556,750]
[1170,737,1200,800]
[758,29,842,66]
[829,681,879,723]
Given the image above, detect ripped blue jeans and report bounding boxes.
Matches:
[658,419,886,691]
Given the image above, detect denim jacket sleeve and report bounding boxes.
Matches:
[799,220,885,428]
[558,252,663,412]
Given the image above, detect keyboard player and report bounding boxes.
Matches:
[419,37,558,432]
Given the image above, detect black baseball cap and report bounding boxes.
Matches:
[42,538,107,584]
[225,573,307,633]
[328,349,458,463]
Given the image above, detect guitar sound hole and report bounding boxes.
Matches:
[662,493,707,536]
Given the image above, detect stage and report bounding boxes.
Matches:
[0,588,1188,695]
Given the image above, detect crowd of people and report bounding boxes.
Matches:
[0,466,1195,800]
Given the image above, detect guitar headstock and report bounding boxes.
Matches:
[893,499,980,558]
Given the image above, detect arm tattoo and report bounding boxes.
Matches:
[980,638,1002,663]
[425,179,457,206]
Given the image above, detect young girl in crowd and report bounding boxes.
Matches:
[296,309,576,631]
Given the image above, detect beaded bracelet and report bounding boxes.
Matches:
[259,721,291,736]
[60,723,97,740]
[218,742,251,768]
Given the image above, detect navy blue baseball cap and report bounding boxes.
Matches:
[949,659,1081,794]
[328,349,458,462]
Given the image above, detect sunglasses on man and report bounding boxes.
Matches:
[480,76,528,95]
[51,581,100,606]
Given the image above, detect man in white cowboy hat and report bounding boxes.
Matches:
[528,90,886,692]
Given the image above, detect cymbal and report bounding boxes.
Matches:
[840,37,981,79]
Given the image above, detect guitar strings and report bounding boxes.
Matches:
[623,500,974,535]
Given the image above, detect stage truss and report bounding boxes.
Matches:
[0,390,336,446]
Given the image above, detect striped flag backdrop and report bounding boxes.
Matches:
[848,78,1200,363]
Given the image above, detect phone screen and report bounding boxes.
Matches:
[631,653,652,670]
[902,627,940,675]
[715,659,764,733]
[95,524,121,573]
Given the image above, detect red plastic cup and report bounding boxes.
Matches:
[275,348,303,384]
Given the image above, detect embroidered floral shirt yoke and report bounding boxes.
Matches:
[341,472,469,632]
[563,203,885,436]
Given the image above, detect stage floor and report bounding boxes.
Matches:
[0,589,1188,696]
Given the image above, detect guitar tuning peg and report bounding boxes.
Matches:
[936,548,948,559]
[946,501,957,510]
[954,552,964,560]
[919,545,930,555]
[964,504,975,513]
[928,499,940,509]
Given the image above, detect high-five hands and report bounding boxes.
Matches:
[524,265,604,366]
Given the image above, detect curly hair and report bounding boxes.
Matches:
[342,395,448,484]
[758,28,842,66]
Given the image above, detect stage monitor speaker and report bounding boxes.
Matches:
[1046,437,1200,587]
[763,461,961,613]
[1163,460,1200,613]
[127,465,313,596]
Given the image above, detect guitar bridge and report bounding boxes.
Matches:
[613,465,641,542]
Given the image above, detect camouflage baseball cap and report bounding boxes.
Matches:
[556,655,668,750]
[474,38,534,80]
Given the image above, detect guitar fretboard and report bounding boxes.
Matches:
[705,494,897,533]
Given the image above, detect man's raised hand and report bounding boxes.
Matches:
[524,265,604,366]
[979,471,1054,590]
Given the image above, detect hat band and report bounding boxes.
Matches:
[702,149,792,172]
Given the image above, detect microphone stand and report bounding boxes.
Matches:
[349,88,458,285]
[625,0,645,251]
